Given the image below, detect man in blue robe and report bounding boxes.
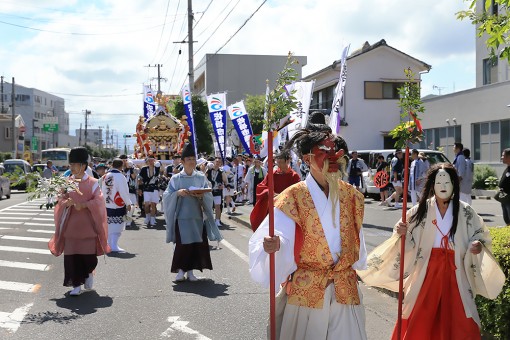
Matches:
[162,143,223,282]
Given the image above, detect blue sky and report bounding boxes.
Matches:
[0,0,477,152]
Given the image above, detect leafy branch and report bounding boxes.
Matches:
[389,68,425,148]
[263,52,299,131]
[457,0,510,64]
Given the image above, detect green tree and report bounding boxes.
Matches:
[171,95,213,155]
[245,94,266,135]
[457,0,510,63]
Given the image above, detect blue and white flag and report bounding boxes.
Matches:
[227,101,253,155]
[206,92,228,162]
[143,85,156,121]
[181,84,197,154]
[329,44,350,134]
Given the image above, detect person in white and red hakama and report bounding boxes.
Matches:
[49,147,110,296]
[162,143,223,282]
[101,158,133,253]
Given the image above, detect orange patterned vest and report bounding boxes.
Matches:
[275,180,364,309]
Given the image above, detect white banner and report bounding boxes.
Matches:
[329,44,350,134]
[286,80,315,139]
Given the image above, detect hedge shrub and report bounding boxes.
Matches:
[477,226,510,339]
[473,164,498,189]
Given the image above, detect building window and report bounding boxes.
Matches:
[5,127,12,139]
[483,58,498,85]
[310,84,335,110]
[420,126,461,159]
[364,81,406,99]
[473,120,509,162]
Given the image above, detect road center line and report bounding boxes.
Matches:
[220,239,248,264]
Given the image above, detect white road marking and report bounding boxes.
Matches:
[23,223,54,227]
[0,227,12,230]
[0,221,23,225]
[220,239,249,264]
[0,246,51,255]
[0,217,30,220]
[161,316,211,339]
[0,303,33,333]
[0,212,32,215]
[0,280,38,293]
[0,235,50,242]
[0,260,49,271]
[30,218,54,221]
[27,229,54,234]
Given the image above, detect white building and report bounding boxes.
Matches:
[420,0,510,173]
[0,80,70,159]
[303,39,431,150]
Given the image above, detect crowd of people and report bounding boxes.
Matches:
[43,110,507,339]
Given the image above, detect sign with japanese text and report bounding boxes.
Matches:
[227,101,253,155]
[181,84,197,155]
[143,85,156,121]
[207,92,227,161]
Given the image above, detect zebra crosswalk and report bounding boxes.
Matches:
[0,199,55,334]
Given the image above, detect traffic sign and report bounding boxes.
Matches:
[42,117,59,132]
[31,136,38,152]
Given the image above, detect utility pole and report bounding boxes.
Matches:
[79,123,82,146]
[11,78,16,159]
[188,0,194,93]
[84,110,91,147]
[1,76,5,114]
[146,64,166,95]
[106,124,110,148]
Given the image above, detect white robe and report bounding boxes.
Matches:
[249,174,368,340]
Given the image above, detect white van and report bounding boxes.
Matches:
[357,149,451,199]
[3,159,32,190]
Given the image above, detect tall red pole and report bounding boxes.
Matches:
[397,145,410,339]
[267,131,276,340]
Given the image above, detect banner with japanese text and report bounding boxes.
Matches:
[285,80,315,139]
[206,92,228,161]
[227,101,254,155]
[181,84,197,155]
[143,85,156,121]
[329,44,350,134]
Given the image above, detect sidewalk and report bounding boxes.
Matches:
[225,202,398,340]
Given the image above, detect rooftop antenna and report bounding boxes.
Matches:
[432,85,446,95]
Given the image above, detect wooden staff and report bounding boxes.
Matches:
[397,145,410,339]
[267,130,276,340]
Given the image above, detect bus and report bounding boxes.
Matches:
[41,148,71,172]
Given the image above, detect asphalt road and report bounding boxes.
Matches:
[0,192,505,339]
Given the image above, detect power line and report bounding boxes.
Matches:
[158,0,183,64]
[48,92,140,97]
[193,0,241,56]
[150,0,173,64]
[180,0,267,90]
[0,19,172,35]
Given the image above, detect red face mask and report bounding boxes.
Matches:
[310,137,344,173]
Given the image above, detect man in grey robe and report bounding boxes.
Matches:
[162,143,223,282]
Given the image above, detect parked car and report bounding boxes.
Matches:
[357,149,451,199]
[32,164,46,174]
[3,159,32,190]
[0,165,12,199]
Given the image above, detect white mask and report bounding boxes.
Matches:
[434,169,454,200]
